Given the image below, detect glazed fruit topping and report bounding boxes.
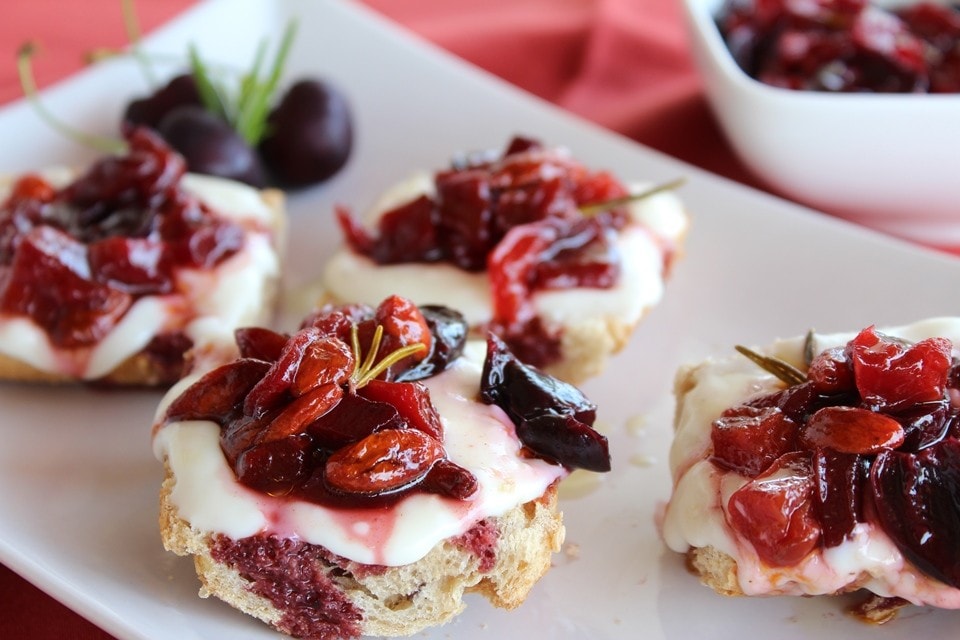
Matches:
[717,0,960,93]
[166,296,474,506]
[0,128,243,357]
[480,332,610,472]
[336,136,632,367]
[727,451,821,567]
[166,296,609,508]
[712,326,960,584]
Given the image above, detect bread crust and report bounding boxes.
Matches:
[0,187,285,387]
[159,462,564,638]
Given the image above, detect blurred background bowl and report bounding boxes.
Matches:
[681,0,960,246]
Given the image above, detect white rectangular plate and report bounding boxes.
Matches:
[2,1,960,638]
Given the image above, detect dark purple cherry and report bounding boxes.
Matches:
[870,439,960,588]
[123,73,202,129]
[480,332,608,471]
[259,79,353,187]
[156,105,266,187]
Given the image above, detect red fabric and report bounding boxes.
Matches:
[0,0,949,638]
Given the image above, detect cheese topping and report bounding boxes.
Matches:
[662,318,960,606]
[322,176,688,330]
[0,172,281,379]
[153,341,567,567]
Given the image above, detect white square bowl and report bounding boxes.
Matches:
[681,0,960,246]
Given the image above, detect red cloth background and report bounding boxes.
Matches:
[0,0,947,638]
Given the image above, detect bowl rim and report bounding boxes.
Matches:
[680,0,960,105]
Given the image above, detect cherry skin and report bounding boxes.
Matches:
[259,79,353,187]
[157,105,267,187]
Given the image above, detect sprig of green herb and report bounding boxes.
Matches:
[735,344,807,386]
[580,177,686,216]
[187,20,298,145]
[349,324,426,389]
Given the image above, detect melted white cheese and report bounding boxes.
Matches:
[153,340,567,566]
[0,172,281,379]
[321,176,688,330]
[661,318,960,606]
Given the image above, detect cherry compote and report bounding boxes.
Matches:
[335,136,631,367]
[712,326,960,585]
[0,129,244,371]
[480,332,610,472]
[717,0,960,93]
[164,296,609,509]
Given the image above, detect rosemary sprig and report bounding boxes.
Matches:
[803,329,817,367]
[187,20,297,146]
[579,177,686,216]
[735,344,807,386]
[188,44,230,121]
[349,324,426,389]
[16,42,126,155]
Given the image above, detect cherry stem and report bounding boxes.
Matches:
[16,42,126,155]
[121,0,157,86]
[579,176,687,215]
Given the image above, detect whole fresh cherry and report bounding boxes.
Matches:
[259,79,353,187]
[123,73,202,129]
[157,105,266,187]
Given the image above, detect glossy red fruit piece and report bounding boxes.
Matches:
[727,451,821,567]
[0,226,132,348]
[870,439,960,588]
[532,218,620,290]
[236,434,314,495]
[179,218,245,269]
[572,169,630,210]
[324,428,444,496]
[423,458,478,500]
[807,346,855,394]
[747,379,822,423]
[372,295,431,378]
[307,392,404,450]
[165,358,271,424]
[359,379,443,441]
[64,128,185,216]
[493,176,578,236]
[235,326,289,362]
[849,327,952,412]
[711,405,799,477]
[394,305,468,383]
[220,413,272,465]
[898,399,954,451]
[487,219,560,331]
[338,197,441,265]
[291,336,354,396]
[243,327,321,417]
[9,174,56,203]
[813,449,866,548]
[87,236,172,295]
[257,383,344,445]
[301,302,373,342]
[434,168,494,272]
[801,406,905,454]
